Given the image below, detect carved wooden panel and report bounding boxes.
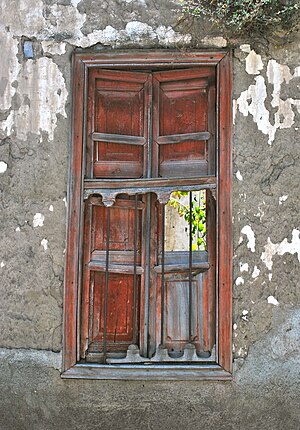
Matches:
[153,68,215,178]
[87,69,150,179]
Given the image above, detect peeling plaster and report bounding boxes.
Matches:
[2,58,68,141]
[240,44,251,53]
[49,205,54,212]
[236,277,245,286]
[252,266,260,279]
[15,227,20,232]
[201,36,227,48]
[240,262,249,272]
[267,295,279,306]
[41,41,66,56]
[33,213,44,228]
[0,261,5,268]
[236,170,243,181]
[0,162,8,173]
[237,76,275,144]
[279,195,288,205]
[237,58,300,144]
[41,238,48,251]
[245,50,263,75]
[261,229,300,270]
[241,225,256,252]
[75,22,191,48]
[0,32,21,111]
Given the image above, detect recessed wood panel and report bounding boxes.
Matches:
[89,272,140,353]
[153,68,215,178]
[88,70,150,179]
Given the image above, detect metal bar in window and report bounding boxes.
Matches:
[103,207,110,363]
[161,203,165,346]
[132,194,138,345]
[188,191,193,343]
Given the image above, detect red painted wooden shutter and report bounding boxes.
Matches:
[81,67,217,362]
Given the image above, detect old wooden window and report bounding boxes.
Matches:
[63,52,232,380]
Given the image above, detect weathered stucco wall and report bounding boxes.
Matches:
[1,1,300,429]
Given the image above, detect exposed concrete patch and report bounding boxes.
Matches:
[261,229,300,270]
[236,309,300,385]
[2,57,68,141]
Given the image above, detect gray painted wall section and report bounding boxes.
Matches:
[0,0,300,428]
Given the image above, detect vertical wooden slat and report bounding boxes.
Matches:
[217,52,232,372]
[63,54,85,372]
[80,201,92,358]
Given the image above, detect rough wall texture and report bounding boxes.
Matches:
[0,0,300,429]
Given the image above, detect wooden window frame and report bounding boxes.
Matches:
[62,51,232,380]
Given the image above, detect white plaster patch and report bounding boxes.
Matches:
[252,265,260,279]
[267,295,279,306]
[269,273,273,281]
[237,76,275,144]
[156,26,191,46]
[2,58,68,141]
[240,44,251,53]
[0,161,7,173]
[49,205,54,212]
[236,170,243,181]
[233,323,238,330]
[33,213,44,228]
[41,238,48,251]
[232,99,238,125]
[239,262,249,272]
[63,197,67,208]
[201,36,227,48]
[237,58,300,145]
[74,22,191,49]
[41,41,66,56]
[245,50,264,75]
[15,227,20,232]
[0,32,21,112]
[261,229,300,270]
[0,261,5,268]
[242,310,249,321]
[236,277,245,286]
[241,225,256,252]
[279,195,288,205]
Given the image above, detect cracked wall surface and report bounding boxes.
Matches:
[1,0,300,428]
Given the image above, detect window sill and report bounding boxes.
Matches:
[61,363,232,381]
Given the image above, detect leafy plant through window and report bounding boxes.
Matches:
[165,190,206,251]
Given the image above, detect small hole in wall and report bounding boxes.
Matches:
[23,40,34,59]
